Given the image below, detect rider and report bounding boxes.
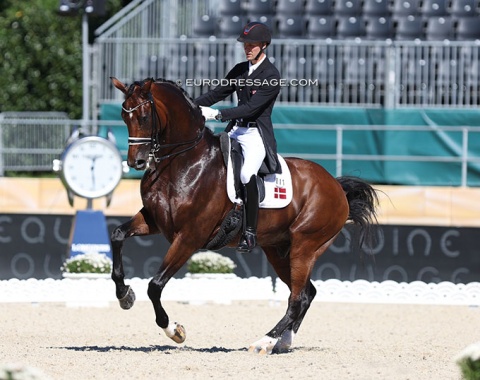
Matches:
[195,22,281,253]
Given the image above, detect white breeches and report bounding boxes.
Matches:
[228,126,266,184]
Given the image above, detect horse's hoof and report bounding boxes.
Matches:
[248,345,269,355]
[164,322,186,344]
[118,286,136,310]
[248,336,278,355]
[272,330,295,354]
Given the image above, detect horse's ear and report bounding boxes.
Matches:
[143,78,154,93]
[111,77,128,94]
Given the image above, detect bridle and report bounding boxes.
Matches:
[122,92,204,163]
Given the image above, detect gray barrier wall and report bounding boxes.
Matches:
[1,213,478,284]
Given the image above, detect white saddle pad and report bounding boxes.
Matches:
[226,151,293,209]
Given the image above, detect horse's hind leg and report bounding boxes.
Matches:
[110,208,158,309]
[250,236,337,354]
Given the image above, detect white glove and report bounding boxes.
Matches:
[200,106,220,121]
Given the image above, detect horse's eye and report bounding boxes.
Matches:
[139,115,149,124]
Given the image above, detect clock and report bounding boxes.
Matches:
[54,135,125,205]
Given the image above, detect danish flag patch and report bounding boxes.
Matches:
[274,186,287,199]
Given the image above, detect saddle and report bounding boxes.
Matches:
[219,132,266,203]
[219,132,292,209]
[204,133,293,251]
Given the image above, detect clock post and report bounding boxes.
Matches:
[53,130,127,262]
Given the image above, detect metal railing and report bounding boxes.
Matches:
[0,113,72,174]
[276,123,480,187]
[93,37,480,109]
[2,116,479,187]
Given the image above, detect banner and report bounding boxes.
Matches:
[1,214,479,283]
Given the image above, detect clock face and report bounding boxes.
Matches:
[62,136,123,199]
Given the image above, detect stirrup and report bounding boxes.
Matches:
[237,228,257,253]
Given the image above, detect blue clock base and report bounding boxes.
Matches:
[68,210,112,259]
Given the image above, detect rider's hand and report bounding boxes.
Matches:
[200,106,220,121]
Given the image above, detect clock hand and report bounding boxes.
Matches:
[88,155,100,190]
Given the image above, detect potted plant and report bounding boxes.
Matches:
[0,363,51,380]
[186,250,237,279]
[456,342,480,380]
[61,252,112,279]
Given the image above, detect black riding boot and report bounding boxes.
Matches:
[237,175,259,253]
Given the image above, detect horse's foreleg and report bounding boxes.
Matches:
[110,208,158,309]
[147,237,196,345]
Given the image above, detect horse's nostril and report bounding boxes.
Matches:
[135,159,146,169]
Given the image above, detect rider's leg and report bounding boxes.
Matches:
[230,127,265,252]
[238,174,259,252]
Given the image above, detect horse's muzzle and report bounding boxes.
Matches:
[129,159,147,170]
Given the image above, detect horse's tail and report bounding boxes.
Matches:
[337,176,379,248]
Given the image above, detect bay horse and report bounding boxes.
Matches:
[110,77,379,355]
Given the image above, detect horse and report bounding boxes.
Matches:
[110,77,379,355]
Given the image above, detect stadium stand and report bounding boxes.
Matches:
[305,0,334,15]
[336,15,366,38]
[193,14,217,37]
[247,0,275,14]
[456,16,480,39]
[188,0,480,41]
[247,13,276,29]
[218,15,246,37]
[363,0,390,17]
[334,0,363,16]
[425,16,454,40]
[450,0,478,18]
[421,0,449,18]
[394,16,425,40]
[306,15,336,38]
[392,0,420,19]
[276,0,305,15]
[219,0,245,15]
[365,15,394,39]
[276,14,305,37]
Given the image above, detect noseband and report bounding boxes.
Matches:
[122,93,204,163]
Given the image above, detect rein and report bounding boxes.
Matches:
[122,92,204,163]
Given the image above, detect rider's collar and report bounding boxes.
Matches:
[248,54,266,75]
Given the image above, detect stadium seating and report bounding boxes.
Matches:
[425,16,454,40]
[218,15,245,37]
[337,16,366,38]
[392,0,420,19]
[421,0,449,19]
[190,0,480,41]
[456,16,480,40]
[394,16,425,40]
[363,0,390,17]
[247,13,275,30]
[305,0,334,15]
[334,0,363,16]
[450,0,478,18]
[365,16,394,39]
[219,0,245,16]
[247,0,275,16]
[306,15,336,38]
[276,14,305,37]
[276,0,305,15]
[193,14,217,37]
